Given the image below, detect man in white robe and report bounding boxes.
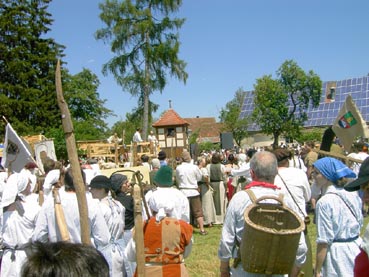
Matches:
[32,168,110,250]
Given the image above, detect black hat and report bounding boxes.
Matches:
[110,174,128,192]
[345,157,369,192]
[89,175,111,189]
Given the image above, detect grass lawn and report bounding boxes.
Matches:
[186,214,369,276]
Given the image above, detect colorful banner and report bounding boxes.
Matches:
[332,95,369,151]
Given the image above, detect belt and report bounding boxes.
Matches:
[333,235,359,243]
[3,244,27,261]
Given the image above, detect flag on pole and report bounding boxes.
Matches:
[332,95,369,152]
[1,123,34,173]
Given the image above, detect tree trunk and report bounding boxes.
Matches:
[142,33,150,141]
[273,132,280,149]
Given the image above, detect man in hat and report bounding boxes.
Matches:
[218,151,307,276]
[150,165,189,222]
[176,151,207,235]
[345,157,369,276]
[126,165,193,276]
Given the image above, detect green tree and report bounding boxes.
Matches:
[45,69,114,160]
[198,141,220,153]
[63,68,114,138]
[219,88,249,147]
[252,60,322,148]
[95,0,188,140]
[0,0,64,136]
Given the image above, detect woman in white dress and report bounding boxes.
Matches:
[1,172,41,277]
[312,157,362,277]
[89,175,126,277]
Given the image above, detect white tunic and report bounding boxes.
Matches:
[176,162,202,197]
[274,167,311,218]
[148,187,190,223]
[32,192,110,249]
[1,200,41,277]
[99,196,126,277]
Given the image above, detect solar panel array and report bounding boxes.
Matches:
[240,75,369,132]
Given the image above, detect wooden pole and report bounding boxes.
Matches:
[133,183,145,277]
[314,149,364,164]
[55,60,91,245]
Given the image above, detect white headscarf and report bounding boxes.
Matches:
[43,169,60,196]
[148,193,176,222]
[238,153,247,167]
[2,172,29,208]
[20,168,37,192]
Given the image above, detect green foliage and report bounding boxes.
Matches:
[63,68,113,135]
[0,0,121,162]
[188,130,199,145]
[219,88,249,146]
[110,119,137,145]
[125,93,159,136]
[198,141,220,153]
[252,60,322,148]
[295,128,324,144]
[96,0,187,139]
[0,0,65,137]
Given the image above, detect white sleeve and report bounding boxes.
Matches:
[125,237,137,262]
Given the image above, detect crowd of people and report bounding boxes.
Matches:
[0,137,369,276]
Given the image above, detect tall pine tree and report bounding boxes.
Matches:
[0,0,64,136]
[96,0,188,140]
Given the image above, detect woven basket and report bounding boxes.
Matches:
[241,192,305,275]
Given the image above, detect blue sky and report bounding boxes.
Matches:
[47,0,369,127]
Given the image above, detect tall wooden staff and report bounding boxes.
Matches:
[133,183,145,277]
[55,60,91,245]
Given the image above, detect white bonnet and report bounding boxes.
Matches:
[2,172,29,207]
[43,169,60,191]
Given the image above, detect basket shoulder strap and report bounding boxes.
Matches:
[245,189,257,203]
[277,192,285,203]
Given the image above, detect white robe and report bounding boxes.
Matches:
[1,200,41,277]
[32,192,110,249]
[99,196,126,277]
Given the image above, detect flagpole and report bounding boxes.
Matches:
[2,116,9,125]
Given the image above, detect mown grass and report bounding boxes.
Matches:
[186,214,369,276]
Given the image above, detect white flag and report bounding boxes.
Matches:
[332,95,369,152]
[1,123,34,173]
[34,140,57,174]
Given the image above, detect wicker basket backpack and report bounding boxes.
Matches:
[240,189,305,275]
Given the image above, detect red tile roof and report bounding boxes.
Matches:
[152,109,189,127]
[183,117,223,143]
